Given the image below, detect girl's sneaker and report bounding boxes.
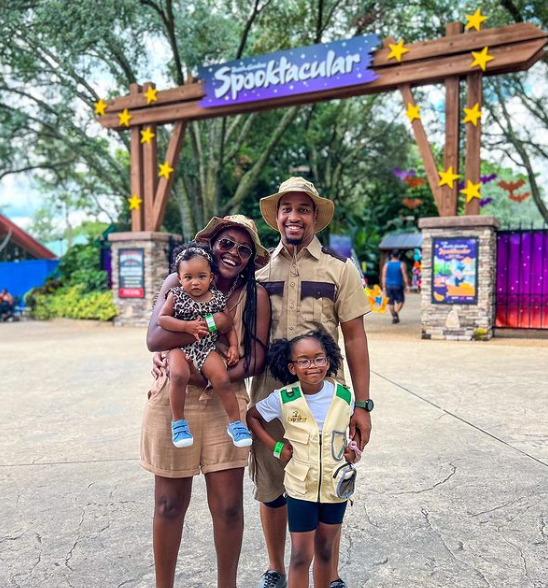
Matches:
[227,420,253,447]
[172,419,193,448]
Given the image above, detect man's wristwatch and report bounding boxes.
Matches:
[355,399,374,412]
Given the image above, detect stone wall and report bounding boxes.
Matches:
[419,216,499,341]
[108,232,181,327]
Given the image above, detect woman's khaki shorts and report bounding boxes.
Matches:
[140,374,250,478]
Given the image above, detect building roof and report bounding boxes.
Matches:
[379,232,423,251]
[0,213,57,260]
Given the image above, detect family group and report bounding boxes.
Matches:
[141,177,373,588]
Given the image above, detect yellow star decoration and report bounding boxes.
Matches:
[405,103,421,122]
[463,103,482,126]
[461,180,481,203]
[119,108,132,127]
[94,99,108,116]
[471,47,494,72]
[144,86,158,104]
[387,40,409,63]
[159,161,174,179]
[465,8,488,32]
[140,127,156,144]
[438,167,461,189]
[128,194,142,210]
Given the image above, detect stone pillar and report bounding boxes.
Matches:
[419,216,499,341]
[108,232,181,327]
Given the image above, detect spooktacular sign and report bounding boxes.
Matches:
[198,35,380,108]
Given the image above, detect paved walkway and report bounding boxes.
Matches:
[2,298,547,587]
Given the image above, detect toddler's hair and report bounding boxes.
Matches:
[267,329,343,385]
[171,241,218,275]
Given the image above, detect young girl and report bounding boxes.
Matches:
[247,330,357,588]
[158,242,253,449]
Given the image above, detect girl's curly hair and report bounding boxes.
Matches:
[171,241,218,275]
[267,329,343,386]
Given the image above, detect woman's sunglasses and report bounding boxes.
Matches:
[216,237,254,260]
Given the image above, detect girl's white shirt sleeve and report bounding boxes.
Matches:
[255,389,283,423]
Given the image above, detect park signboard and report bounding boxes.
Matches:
[118,248,145,298]
[198,34,379,108]
[432,238,478,304]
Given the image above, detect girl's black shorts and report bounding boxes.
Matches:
[287,496,347,533]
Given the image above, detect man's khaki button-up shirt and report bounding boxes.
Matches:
[256,236,370,346]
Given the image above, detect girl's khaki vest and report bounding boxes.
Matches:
[279,378,353,503]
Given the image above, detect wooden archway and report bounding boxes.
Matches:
[97,21,547,232]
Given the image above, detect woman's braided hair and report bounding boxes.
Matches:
[267,329,343,386]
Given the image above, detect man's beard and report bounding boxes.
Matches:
[285,237,302,246]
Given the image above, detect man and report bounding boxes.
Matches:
[250,177,373,588]
[381,250,410,324]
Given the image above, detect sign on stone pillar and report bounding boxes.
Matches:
[108,232,181,327]
[419,216,499,341]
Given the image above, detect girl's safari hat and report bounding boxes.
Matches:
[195,215,270,269]
[260,177,335,233]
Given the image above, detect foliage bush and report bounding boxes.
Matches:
[25,240,117,322]
[25,285,118,322]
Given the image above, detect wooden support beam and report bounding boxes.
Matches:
[143,123,158,231]
[373,22,544,67]
[152,122,187,231]
[106,84,205,113]
[128,84,144,232]
[441,22,463,217]
[399,84,442,211]
[98,37,546,130]
[464,73,482,215]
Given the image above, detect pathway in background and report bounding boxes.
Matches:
[1,315,547,587]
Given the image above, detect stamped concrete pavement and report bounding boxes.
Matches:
[1,299,547,587]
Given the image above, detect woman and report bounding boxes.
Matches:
[142,215,271,588]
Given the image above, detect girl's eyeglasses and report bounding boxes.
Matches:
[291,356,328,369]
[216,238,253,260]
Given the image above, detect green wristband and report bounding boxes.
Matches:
[273,441,285,459]
[204,314,217,333]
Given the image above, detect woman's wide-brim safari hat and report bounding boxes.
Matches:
[260,176,335,233]
[195,215,270,269]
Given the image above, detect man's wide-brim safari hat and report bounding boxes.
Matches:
[260,176,335,233]
[195,215,270,269]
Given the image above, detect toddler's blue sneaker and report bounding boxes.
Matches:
[172,419,193,448]
[227,420,253,447]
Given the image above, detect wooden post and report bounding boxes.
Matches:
[399,84,442,211]
[129,85,143,231]
[152,121,187,231]
[464,73,482,215]
[143,124,158,231]
[442,22,463,216]
[141,82,158,231]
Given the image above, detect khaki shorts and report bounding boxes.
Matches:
[140,374,250,478]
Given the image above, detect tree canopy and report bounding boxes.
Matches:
[1,0,547,275]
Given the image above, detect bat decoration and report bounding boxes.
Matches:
[479,197,493,207]
[404,176,426,188]
[402,197,423,209]
[481,173,497,184]
[392,168,415,180]
[498,177,529,203]
[508,191,531,203]
[458,173,497,192]
[498,178,526,192]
